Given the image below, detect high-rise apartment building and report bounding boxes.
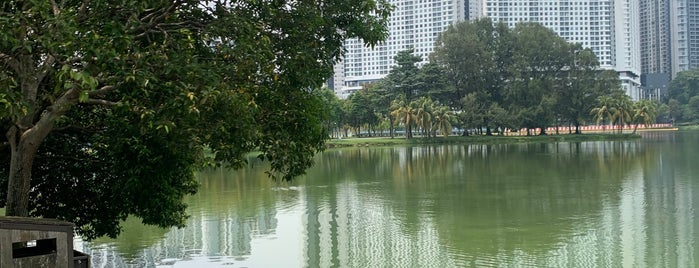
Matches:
[639,0,672,99]
[466,0,484,20]
[639,0,699,99]
[640,0,672,75]
[332,0,468,98]
[482,0,642,100]
[670,0,699,77]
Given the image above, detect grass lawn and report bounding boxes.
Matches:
[325,133,642,148]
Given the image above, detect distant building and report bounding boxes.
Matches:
[482,0,642,100]
[331,0,470,98]
[670,0,699,78]
[639,0,699,99]
[641,73,671,101]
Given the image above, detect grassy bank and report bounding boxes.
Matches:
[679,125,699,131]
[326,133,641,148]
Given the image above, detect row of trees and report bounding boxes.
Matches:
[331,84,659,139]
[334,19,630,137]
[591,93,658,133]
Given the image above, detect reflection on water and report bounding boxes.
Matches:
[77,132,699,267]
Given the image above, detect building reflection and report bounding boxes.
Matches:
[302,181,457,267]
[79,198,278,267]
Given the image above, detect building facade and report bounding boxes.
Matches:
[640,0,672,75]
[639,0,699,99]
[333,0,651,101]
[669,0,699,78]
[482,0,642,100]
[333,0,468,98]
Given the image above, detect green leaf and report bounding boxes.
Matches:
[78,91,89,103]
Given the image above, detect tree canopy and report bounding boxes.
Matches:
[666,68,699,123]
[1,0,390,239]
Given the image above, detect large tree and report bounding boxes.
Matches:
[667,67,699,123]
[555,44,619,134]
[432,18,499,112]
[0,0,390,239]
[506,23,571,135]
[386,49,423,102]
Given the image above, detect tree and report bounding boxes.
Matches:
[366,80,398,137]
[432,19,623,135]
[390,96,417,139]
[432,18,501,112]
[459,93,485,135]
[1,0,390,239]
[345,87,381,136]
[592,90,632,133]
[432,105,454,137]
[610,94,633,133]
[591,95,615,131]
[666,68,699,124]
[387,49,423,102]
[668,68,699,105]
[316,87,345,138]
[667,98,683,123]
[413,97,433,137]
[420,63,453,107]
[631,100,658,133]
[507,23,571,135]
[555,44,618,134]
[684,96,699,123]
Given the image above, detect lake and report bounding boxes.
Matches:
[76,131,699,267]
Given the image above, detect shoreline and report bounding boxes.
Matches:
[325,128,681,148]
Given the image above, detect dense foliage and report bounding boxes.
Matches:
[664,68,699,124]
[1,0,390,239]
[338,19,627,137]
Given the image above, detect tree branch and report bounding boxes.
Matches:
[0,53,20,73]
[88,85,116,98]
[36,55,56,84]
[129,1,191,37]
[85,99,118,106]
[56,55,83,66]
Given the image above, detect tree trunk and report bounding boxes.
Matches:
[406,121,412,139]
[5,128,42,217]
[389,118,394,138]
[5,88,77,217]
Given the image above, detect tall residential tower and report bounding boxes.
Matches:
[332,0,469,98]
[670,0,699,77]
[640,0,699,99]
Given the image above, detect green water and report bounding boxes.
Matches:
[77,131,699,267]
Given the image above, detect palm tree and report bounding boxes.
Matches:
[591,95,614,132]
[432,105,454,137]
[390,97,417,139]
[611,95,632,133]
[413,97,433,137]
[631,100,658,133]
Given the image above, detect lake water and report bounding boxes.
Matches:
[76,131,699,267]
